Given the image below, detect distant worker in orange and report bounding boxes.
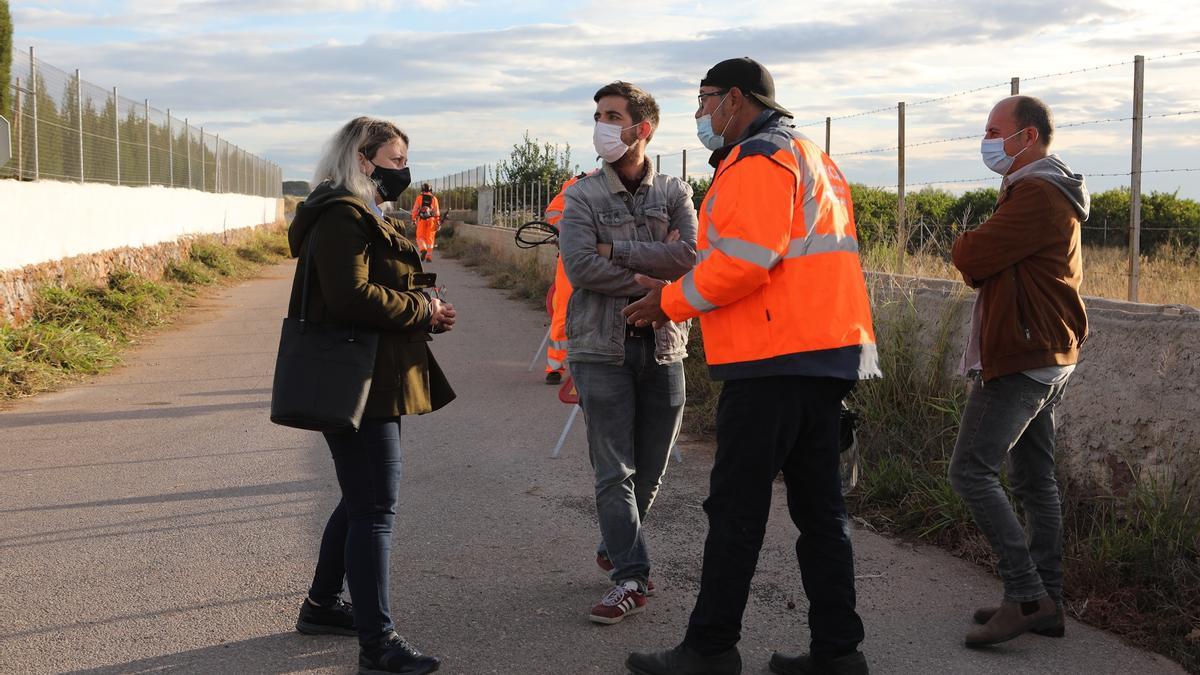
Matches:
[542,171,594,385]
[411,183,440,262]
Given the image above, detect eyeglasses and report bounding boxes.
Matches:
[696,90,728,109]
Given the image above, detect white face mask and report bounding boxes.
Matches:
[980,128,1034,175]
[593,121,638,163]
[696,92,732,151]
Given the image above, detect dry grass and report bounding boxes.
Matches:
[862,241,1200,309]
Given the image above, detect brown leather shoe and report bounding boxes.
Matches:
[965,597,1059,647]
[973,602,1065,638]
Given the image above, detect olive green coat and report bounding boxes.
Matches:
[287,182,455,418]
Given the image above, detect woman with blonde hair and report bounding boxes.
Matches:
[287,116,455,675]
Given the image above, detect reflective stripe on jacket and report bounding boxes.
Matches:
[660,116,880,381]
[544,174,584,371]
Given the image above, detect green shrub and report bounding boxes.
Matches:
[165,260,215,285]
[189,240,240,276]
[2,228,289,401]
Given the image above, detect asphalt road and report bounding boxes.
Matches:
[0,257,1184,674]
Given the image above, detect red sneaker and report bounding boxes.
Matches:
[596,553,656,596]
[589,584,646,625]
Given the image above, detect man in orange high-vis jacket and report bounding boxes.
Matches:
[411,183,440,262]
[625,58,880,675]
[542,172,590,385]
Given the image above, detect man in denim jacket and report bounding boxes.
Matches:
[560,81,698,626]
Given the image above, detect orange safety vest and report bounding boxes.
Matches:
[411,192,440,223]
[543,172,592,372]
[660,122,880,381]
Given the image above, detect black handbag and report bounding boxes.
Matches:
[270,223,380,433]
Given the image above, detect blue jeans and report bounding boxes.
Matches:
[570,338,685,587]
[684,376,862,658]
[308,419,403,645]
[949,373,1068,603]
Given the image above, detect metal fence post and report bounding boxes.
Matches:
[214,134,220,192]
[144,99,151,185]
[897,101,907,274]
[185,118,191,189]
[14,77,22,180]
[825,116,831,155]
[682,149,687,181]
[167,109,174,187]
[113,86,120,185]
[75,69,84,183]
[1011,77,1020,95]
[199,127,205,192]
[30,48,39,180]
[1128,54,1145,302]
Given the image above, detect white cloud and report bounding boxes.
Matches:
[11,0,1200,197]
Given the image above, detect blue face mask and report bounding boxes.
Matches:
[696,93,731,151]
[980,128,1033,175]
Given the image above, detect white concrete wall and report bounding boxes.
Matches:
[0,180,280,271]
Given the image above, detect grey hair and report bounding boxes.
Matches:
[312,116,409,204]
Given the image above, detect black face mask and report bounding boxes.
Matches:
[369,162,411,201]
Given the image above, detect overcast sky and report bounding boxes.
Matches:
[11,0,1200,198]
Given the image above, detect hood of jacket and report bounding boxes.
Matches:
[288,181,374,256]
[1006,154,1090,222]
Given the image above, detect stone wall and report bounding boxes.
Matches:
[0,223,282,325]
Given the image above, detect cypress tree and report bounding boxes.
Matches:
[0,0,12,121]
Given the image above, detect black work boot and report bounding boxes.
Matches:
[626,643,741,675]
[295,597,356,637]
[359,632,440,675]
[769,650,869,675]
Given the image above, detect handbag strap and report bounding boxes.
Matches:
[298,221,322,331]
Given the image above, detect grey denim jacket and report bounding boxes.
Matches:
[560,159,698,365]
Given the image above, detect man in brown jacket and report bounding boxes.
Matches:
[949,95,1088,648]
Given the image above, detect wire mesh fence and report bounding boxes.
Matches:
[2,47,281,198]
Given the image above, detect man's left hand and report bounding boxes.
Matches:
[623,275,669,329]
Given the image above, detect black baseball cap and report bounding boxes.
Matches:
[700,57,793,118]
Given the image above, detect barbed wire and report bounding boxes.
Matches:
[1146,49,1200,62]
[1022,58,1135,83]
[861,166,1200,190]
[863,177,997,189]
[908,81,1011,108]
[834,106,1200,157]
[792,51,1200,136]
[1090,168,1200,176]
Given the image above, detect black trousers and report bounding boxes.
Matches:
[683,375,864,657]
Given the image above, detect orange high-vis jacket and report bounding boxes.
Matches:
[543,173,591,371]
[660,119,880,381]
[411,192,440,225]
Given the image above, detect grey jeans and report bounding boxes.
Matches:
[570,337,685,588]
[949,372,1069,603]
